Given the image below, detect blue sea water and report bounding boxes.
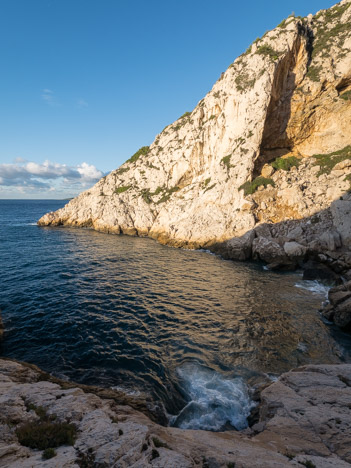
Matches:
[0,199,350,430]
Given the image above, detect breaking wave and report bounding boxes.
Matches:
[170,363,254,431]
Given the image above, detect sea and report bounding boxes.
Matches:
[1,199,351,431]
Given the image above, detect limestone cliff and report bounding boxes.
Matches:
[39,1,351,252]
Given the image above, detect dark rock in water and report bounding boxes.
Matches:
[266,261,297,271]
[329,290,351,307]
[321,280,351,330]
[321,304,334,321]
[334,298,351,330]
[211,230,255,261]
[302,260,341,284]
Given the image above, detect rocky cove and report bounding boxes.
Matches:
[1,0,351,466]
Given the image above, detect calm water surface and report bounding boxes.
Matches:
[1,200,350,430]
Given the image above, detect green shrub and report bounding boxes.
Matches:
[221,154,232,169]
[202,177,211,188]
[151,449,159,460]
[313,145,351,175]
[306,66,322,82]
[152,437,170,449]
[156,186,180,204]
[235,73,255,92]
[180,111,191,119]
[126,146,149,164]
[117,166,130,174]
[16,421,77,450]
[340,90,351,101]
[115,186,131,194]
[256,45,280,61]
[204,183,216,193]
[300,461,316,468]
[141,189,152,204]
[271,156,300,171]
[239,176,275,195]
[42,448,57,460]
[345,173,351,191]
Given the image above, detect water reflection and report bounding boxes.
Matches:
[0,200,350,425]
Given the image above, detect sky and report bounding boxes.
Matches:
[0,0,337,199]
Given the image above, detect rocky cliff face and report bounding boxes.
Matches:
[39,1,351,251]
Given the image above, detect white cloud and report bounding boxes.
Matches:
[0,159,104,196]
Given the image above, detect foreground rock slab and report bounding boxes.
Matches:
[0,359,351,467]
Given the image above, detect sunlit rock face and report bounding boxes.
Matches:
[39,1,351,250]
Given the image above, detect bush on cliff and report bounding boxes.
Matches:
[271,156,300,171]
[239,176,275,195]
[126,146,149,164]
[313,145,351,176]
[16,403,77,450]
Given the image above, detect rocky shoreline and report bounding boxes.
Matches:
[1,357,351,467]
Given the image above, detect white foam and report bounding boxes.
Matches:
[171,362,254,431]
[295,280,329,298]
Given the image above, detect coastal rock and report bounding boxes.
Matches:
[302,260,341,283]
[331,200,351,245]
[283,241,307,260]
[252,237,288,264]
[322,280,351,328]
[258,364,351,464]
[334,298,351,328]
[317,231,342,251]
[211,230,255,261]
[1,359,351,467]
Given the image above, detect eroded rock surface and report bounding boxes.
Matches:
[1,359,351,467]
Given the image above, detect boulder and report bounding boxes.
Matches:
[318,230,342,251]
[283,241,307,260]
[334,298,351,329]
[254,223,272,238]
[331,200,351,246]
[211,230,255,261]
[286,225,304,242]
[329,290,351,307]
[261,164,274,178]
[252,237,289,264]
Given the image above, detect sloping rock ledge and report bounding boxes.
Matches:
[1,358,351,467]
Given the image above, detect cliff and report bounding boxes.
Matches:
[1,358,351,467]
[38,1,351,327]
[39,1,351,245]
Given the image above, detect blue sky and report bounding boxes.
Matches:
[0,0,337,198]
